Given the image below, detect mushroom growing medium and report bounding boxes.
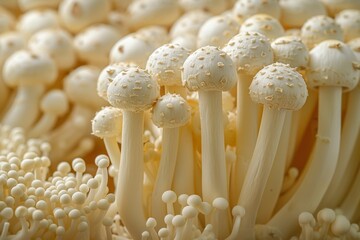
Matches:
[107,66,159,239]
[182,46,237,239]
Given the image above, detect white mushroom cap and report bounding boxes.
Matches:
[301,15,344,49]
[306,40,359,91]
[335,10,360,42]
[320,0,360,17]
[152,93,190,128]
[28,28,76,71]
[16,9,60,37]
[59,0,110,33]
[0,32,26,68]
[3,50,58,87]
[74,24,121,67]
[64,65,106,109]
[40,89,69,116]
[197,15,240,48]
[348,38,360,61]
[240,14,285,41]
[179,0,227,15]
[18,0,61,11]
[128,0,181,30]
[170,10,213,39]
[146,43,191,87]
[0,6,15,34]
[284,28,301,37]
[107,66,160,112]
[97,62,137,101]
[233,0,281,21]
[107,11,130,36]
[249,62,308,110]
[279,0,327,29]
[223,32,274,75]
[92,106,122,138]
[171,34,197,52]
[110,33,157,69]
[271,36,309,69]
[135,26,170,47]
[182,46,237,92]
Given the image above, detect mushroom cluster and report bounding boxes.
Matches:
[0,0,360,240]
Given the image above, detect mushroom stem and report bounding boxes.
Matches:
[237,107,286,239]
[104,137,121,170]
[28,114,57,138]
[268,86,342,239]
[2,85,44,129]
[151,127,180,224]
[116,110,146,240]
[231,73,258,207]
[340,164,360,220]
[198,90,230,237]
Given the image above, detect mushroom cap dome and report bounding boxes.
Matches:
[335,9,360,42]
[249,62,308,110]
[92,106,122,138]
[233,0,281,20]
[182,46,237,92]
[41,90,69,116]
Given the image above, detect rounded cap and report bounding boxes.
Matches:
[92,107,122,138]
[233,0,280,21]
[223,32,273,76]
[18,0,60,11]
[321,0,360,17]
[170,10,212,38]
[335,10,360,42]
[171,34,197,51]
[301,15,343,49]
[146,43,191,87]
[348,38,360,62]
[136,26,170,47]
[240,14,285,41]
[3,50,57,87]
[182,46,237,92]
[179,0,227,15]
[0,32,26,68]
[249,62,308,110]
[107,66,159,112]
[197,15,240,48]
[74,24,121,67]
[40,89,69,116]
[28,28,76,71]
[271,36,309,69]
[107,11,130,36]
[307,40,359,91]
[16,10,60,37]
[152,94,190,128]
[279,0,327,29]
[97,62,137,101]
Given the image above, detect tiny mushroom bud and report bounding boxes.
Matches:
[232,0,281,21]
[335,9,360,42]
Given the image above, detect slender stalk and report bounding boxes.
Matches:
[340,164,360,220]
[104,137,121,170]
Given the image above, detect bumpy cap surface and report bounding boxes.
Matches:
[335,10,360,42]
[170,10,212,38]
[152,94,190,128]
[107,67,159,112]
[307,40,359,91]
[92,106,122,138]
[182,46,237,92]
[233,0,280,20]
[223,32,273,75]
[146,43,191,87]
[249,62,308,110]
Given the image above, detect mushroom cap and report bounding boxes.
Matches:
[74,24,121,67]
[197,15,240,48]
[335,10,360,42]
[182,46,237,92]
[271,36,309,69]
[18,0,60,11]
[179,0,227,15]
[64,65,106,109]
[0,32,26,68]
[28,28,76,71]
[40,89,69,116]
[92,106,122,138]
[240,14,285,41]
[320,0,360,17]
[128,0,181,30]
[223,32,274,76]
[171,34,197,51]
[233,0,281,21]
[59,0,110,33]
[306,40,359,91]
[279,0,327,29]
[146,43,191,87]
[348,38,360,61]
[301,15,343,49]
[97,62,137,101]
[107,11,130,36]
[3,50,57,87]
[107,66,160,112]
[136,26,170,47]
[152,93,190,128]
[249,62,308,110]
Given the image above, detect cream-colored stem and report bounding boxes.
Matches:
[237,107,286,240]
[319,87,360,209]
[231,74,258,207]
[28,114,57,138]
[172,125,195,195]
[151,127,180,225]
[104,137,121,170]
[257,112,292,224]
[340,164,360,220]
[0,77,9,113]
[198,90,230,239]
[116,111,146,240]
[2,85,44,130]
[268,86,342,239]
